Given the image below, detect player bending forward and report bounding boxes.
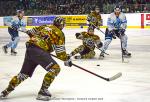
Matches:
[69,28,103,59]
[87,6,102,31]
[0,17,72,101]
[99,5,131,59]
[2,10,26,55]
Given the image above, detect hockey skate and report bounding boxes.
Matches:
[0,90,10,99]
[2,46,8,54]
[122,50,131,58]
[11,49,17,56]
[99,51,105,59]
[36,89,52,101]
[74,55,82,59]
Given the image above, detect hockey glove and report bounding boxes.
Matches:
[97,42,103,48]
[11,24,19,31]
[75,33,83,39]
[26,28,37,37]
[64,59,72,67]
[110,30,116,39]
[64,54,72,67]
[118,29,125,36]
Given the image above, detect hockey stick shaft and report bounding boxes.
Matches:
[19,29,121,81]
[120,36,124,62]
[72,63,109,81]
[96,46,109,55]
[50,54,121,81]
[90,22,105,35]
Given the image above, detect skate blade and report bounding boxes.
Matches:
[11,53,17,56]
[0,95,8,100]
[98,56,104,60]
[2,47,7,54]
[123,55,131,58]
[36,95,51,101]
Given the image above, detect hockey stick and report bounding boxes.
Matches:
[90,23,110,56]
[50,54,122,81]
[19,29,122,81]
[120,36,124,63]
[95,46,109,55]
[119,35,130,63]
[90,22,105,35]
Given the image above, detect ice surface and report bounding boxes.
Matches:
[0,28,150,102]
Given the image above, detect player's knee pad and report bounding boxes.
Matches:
[9,73,29,88]
[44,72,55,84]
[89,51,95,58]
[121,34,128,49]
[103,39,112,50]
[104,39,112,46]
[82,51,95,59]
[74,45,84,53]
[122,34,128,41]
[14,37,20,44]
[43,65,60,84]
[48,64,61,77]
[17,73,29,81]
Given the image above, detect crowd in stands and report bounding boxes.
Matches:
[0,0,149,16]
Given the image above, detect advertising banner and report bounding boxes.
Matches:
[27,16,56,26]
[61,15,87,26]
[145,13,150,26]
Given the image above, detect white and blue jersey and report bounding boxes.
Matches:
[6,16,26,39]
[107,12,127,31]
[101,12,128,53]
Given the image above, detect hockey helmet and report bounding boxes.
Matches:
[95,6,100,13]
[16,9,24,18]
[53,16,65,29]
[114,5,121,12]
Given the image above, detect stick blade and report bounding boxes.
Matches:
[108,72,122,81]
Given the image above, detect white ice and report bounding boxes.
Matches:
[0,28,150,102]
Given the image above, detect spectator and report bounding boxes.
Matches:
[0,0,150,16]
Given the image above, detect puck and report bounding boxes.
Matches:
[97,64,100,66]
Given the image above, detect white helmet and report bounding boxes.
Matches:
[114,5,121,12]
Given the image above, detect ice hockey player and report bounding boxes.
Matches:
[2,9,26,55]
[69,27,103,59]
[0,16,72,101]
[99,5,131,59]
[87,6,102,31]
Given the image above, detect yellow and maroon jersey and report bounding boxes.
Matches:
[79,31,101,50]
[87,11,102,26]
[27,25,68,61]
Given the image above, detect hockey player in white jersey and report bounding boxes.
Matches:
[2,9,26,55]
[99,5,131,59]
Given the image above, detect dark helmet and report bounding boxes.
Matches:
[53,16,65,27]
[114,5,121,12]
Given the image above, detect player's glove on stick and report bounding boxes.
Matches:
[110,30,116,39]
[64,54,72,67]
[64,59,72,67]
[97,42,103,48]
[26,28,37,37]
[11,24,19,31]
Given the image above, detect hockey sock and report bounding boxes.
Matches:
[40,65,60,90]
[2,73,28,96]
